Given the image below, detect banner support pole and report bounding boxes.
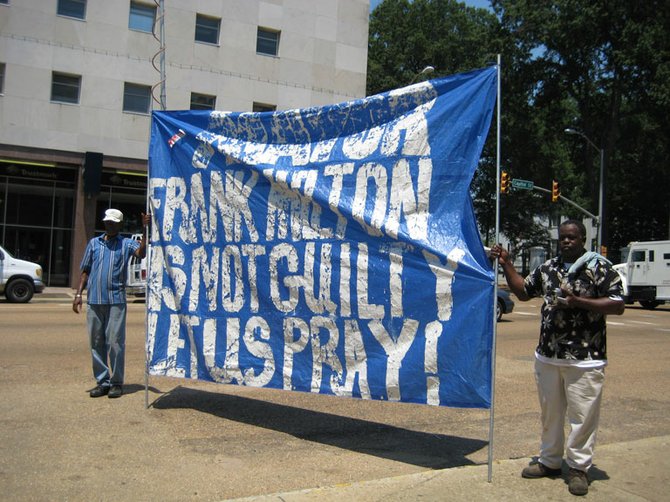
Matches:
[145,0,166,410]
[488,53,502,482]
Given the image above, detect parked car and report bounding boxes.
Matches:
[0,245,45,303]
[497,288,515,321]
[126,233,147,297]
[484,247,516,321]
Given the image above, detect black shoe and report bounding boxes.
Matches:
[90,385,109,398]
[108,385,123,398]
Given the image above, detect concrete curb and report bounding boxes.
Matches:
[226,435,670,501]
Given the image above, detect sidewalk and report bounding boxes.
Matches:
[38,287,145,302]
[229,435,669,501]
[40,287,76,298]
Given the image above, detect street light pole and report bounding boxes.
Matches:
[564,128,605,253]
[597,145,604,253]
[409,65,435,84]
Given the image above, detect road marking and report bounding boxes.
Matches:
[607,321,626,326]
[629,320,658,326]
[514,312,539,316]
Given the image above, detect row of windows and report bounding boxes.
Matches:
[1,0,281,55]
[50,0,281,55]
[0,65,276,113]
[189,93,276,113]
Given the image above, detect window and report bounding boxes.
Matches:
[57,0,86,19]
[0,63,5,95]
[631,250,646,263]
[257,28,280,56]
[195,14,220,44]
[190,93,216,111]
[123,83,151,114]
[252,102,276,113]
[0,0,9,5]
[129,1,156,33]
[51,72,81,104]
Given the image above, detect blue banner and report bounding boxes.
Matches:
[146,66,497,408]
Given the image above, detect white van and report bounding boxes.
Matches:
[0,245,45,303]
[613,240,670,309]
[126,233,147,296]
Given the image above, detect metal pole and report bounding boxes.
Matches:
[488,54,501,483]
[564,128,603,252]
[597,147,604,253]
[533,186,598,221]
[158,0,166,110]
[146,0,165,410]
[144,216,151,410]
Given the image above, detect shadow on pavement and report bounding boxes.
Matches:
[585,464,610,482]
[84,383,162,396]
[151,385,487,469]
[121,383,163,396]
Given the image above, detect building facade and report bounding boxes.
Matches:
[0,0,369,286]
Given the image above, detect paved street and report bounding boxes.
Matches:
[1,290,669,501]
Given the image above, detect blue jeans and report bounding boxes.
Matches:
[87,304,127,387]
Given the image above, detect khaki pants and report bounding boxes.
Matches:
[534,358,605,471]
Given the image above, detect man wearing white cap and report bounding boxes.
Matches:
[73,208,150,398]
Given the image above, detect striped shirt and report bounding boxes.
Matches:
[80,234,140,304]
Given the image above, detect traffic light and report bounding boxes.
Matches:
[551,179,560,202]
[501,171,510,194]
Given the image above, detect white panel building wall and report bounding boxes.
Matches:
[0,0,369,288]
[0,0,370,160]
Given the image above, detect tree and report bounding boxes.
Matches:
[492,0,670,258]
[368,1,670,259]
[368,0,550,246]
[367,0,501,95]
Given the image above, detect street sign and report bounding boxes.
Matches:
[511,178,534,190]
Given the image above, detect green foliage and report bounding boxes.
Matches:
[368,0,670,258]
[367,0,502,95]
[491,0,670,257]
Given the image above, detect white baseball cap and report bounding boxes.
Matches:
[102,208,124,223]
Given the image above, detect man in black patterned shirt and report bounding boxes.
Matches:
[491,220,624,496]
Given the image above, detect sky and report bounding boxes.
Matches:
[369,0,492,11]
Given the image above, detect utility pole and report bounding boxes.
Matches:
[564,128,605,254]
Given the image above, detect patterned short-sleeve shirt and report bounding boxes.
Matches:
[523,255,623,361]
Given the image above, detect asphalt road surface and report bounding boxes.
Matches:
[1,291,668,501]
